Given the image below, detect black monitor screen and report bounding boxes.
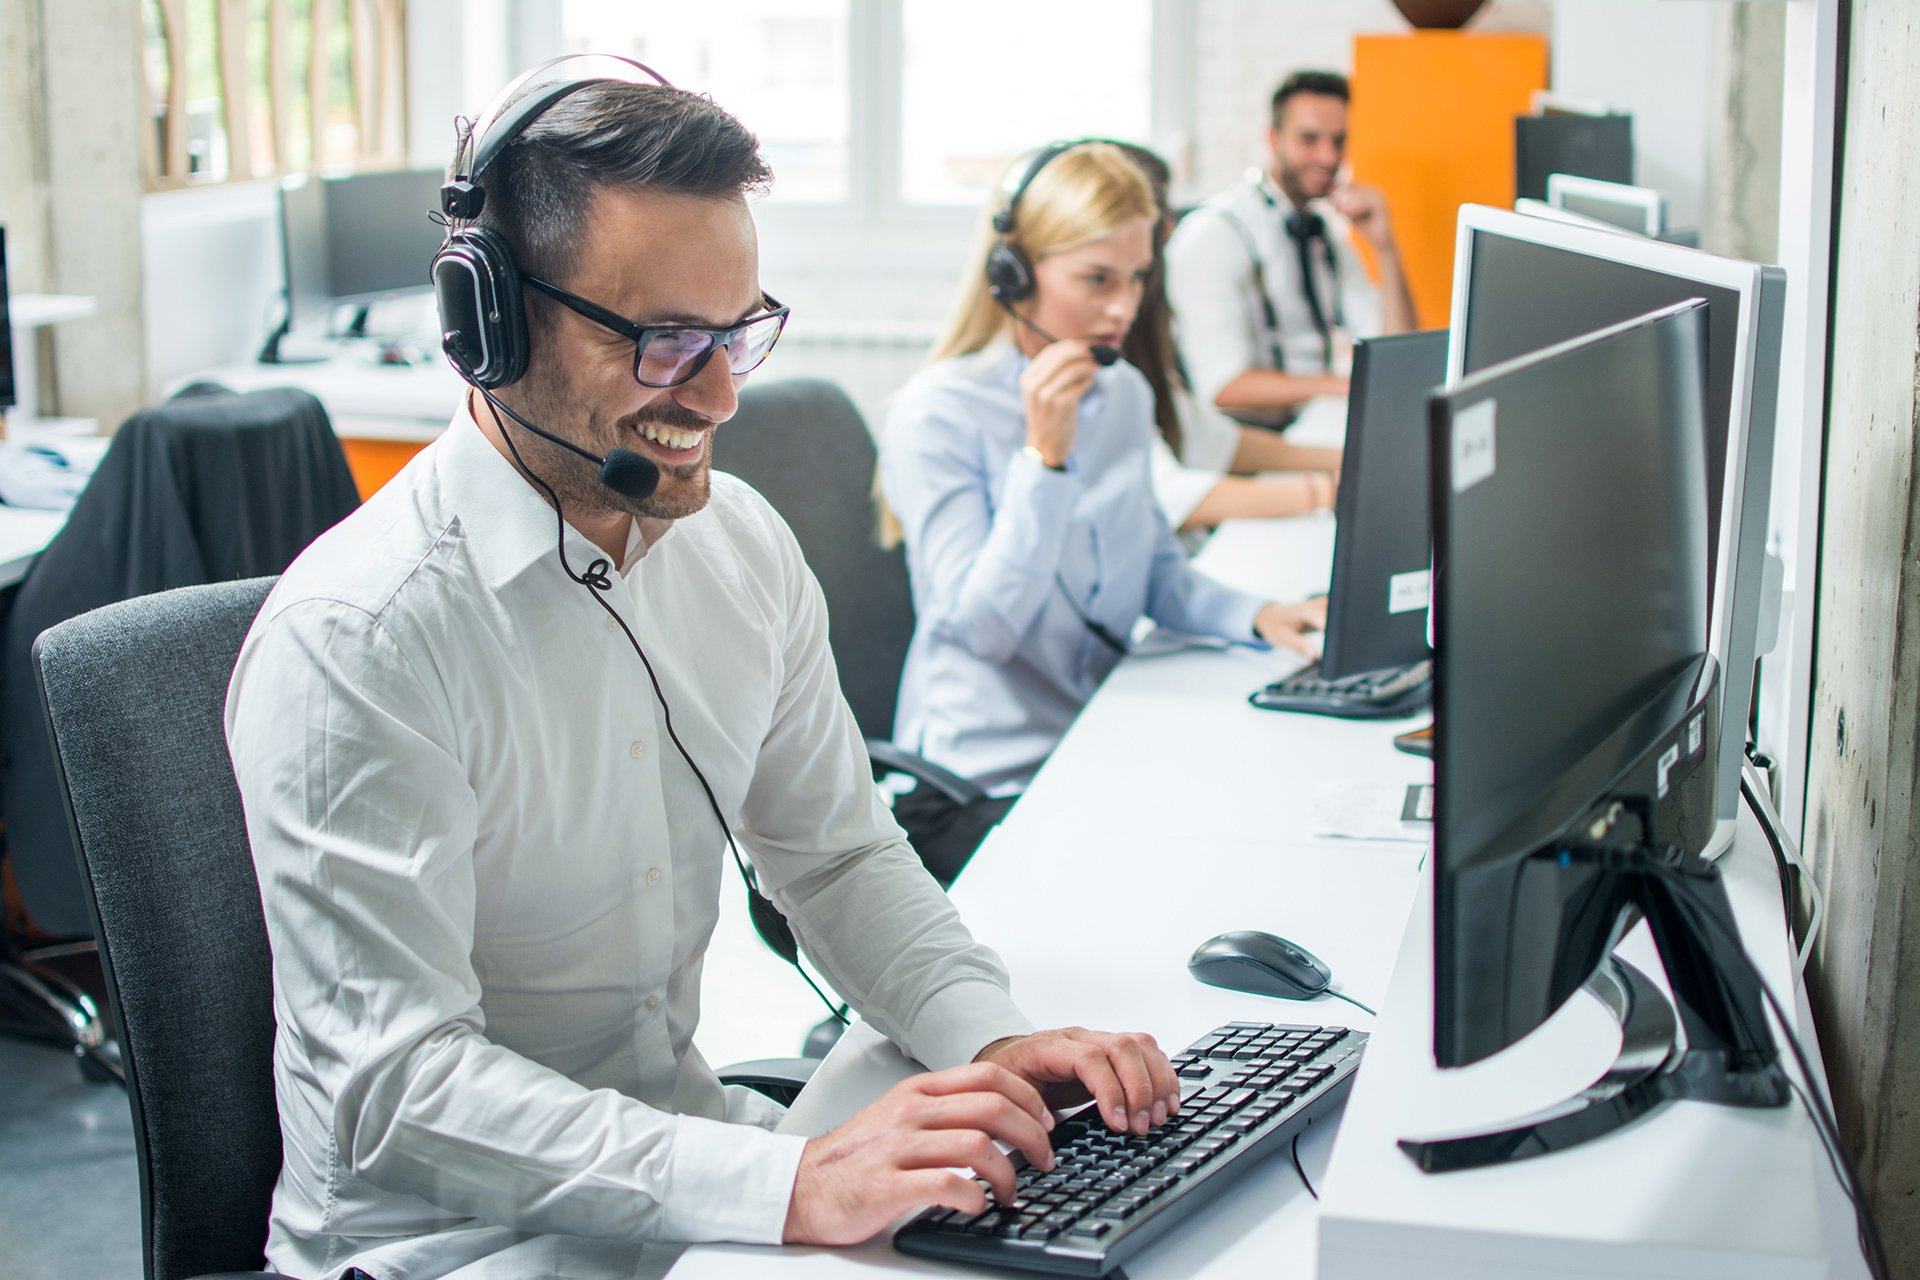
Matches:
[1321,329,1448,679]
[0,228,13,411]
[1514,115,1632,203]
[1461,231,1739,607]
[321,168,445,303]
[1433,301,1711,1066]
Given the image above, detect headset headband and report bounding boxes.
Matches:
[442,54,672,221]
[991,137,1134,236]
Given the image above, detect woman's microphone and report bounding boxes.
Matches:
[999,302,1120,367]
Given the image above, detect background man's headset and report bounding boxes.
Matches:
[430,54,848,1026]
[1212,173,1347,373]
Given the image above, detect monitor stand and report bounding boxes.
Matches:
[1399,845,1790,1173]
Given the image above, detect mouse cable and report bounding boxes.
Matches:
[1326,988,1376,1017]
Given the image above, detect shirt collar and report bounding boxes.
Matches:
[436,400,655,592]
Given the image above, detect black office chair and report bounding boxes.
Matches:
[714,379,991,1052]
[34,578,813,1280]
[1,386,360,1080]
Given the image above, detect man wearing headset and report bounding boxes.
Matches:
[225,63,1179,1280]
[1165,70,1418,428]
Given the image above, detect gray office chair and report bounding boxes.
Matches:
[34,579,812,1280]
[714,379,988,1054]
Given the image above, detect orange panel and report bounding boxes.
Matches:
[1349,32,1550,330]
[341,438,427,499]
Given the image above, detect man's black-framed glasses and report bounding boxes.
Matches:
[525,274,790,388]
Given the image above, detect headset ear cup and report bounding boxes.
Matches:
[984,242,1034,304]
[431,226,529,389]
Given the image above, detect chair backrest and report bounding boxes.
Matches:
[711,377,915,742]
[34,577,281,1280]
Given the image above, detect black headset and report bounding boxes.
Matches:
[431,55,672,392]
[984,138,1136,305]
[430,56,848,1028]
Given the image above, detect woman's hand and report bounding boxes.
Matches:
[1255,598,1328,658]
[1020,341,1102,468]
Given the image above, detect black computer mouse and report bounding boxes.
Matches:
[1188,930,1333,1000]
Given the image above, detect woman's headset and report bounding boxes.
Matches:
[983,137,1134,305]
[430,54,671,391]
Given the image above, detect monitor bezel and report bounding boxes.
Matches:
[1445,204,1774,835]
[1545,173,1667,237]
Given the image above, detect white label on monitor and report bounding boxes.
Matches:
[1656,743,1681,799]
[1451,400,1497,492]
[1688,713,1705,756]
[1388,569,1431,614]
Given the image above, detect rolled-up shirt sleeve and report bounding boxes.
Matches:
[882,385,1081,664]
[1166,209,1264,412]
[736,508,1034,1072]
[227,600,807,1248]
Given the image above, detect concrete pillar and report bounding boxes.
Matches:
[1803,0,1920,1268]
[1704,3,1784,263]
[35,3,149,429]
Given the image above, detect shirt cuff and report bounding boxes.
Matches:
[659,1112,810,1245]
[905,977,1037,1073]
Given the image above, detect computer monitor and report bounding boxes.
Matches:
[1513,113,1632,203]
[1512,196,1618,233]
[0,228,14,412]
[1546,173,1667,237]
[1414,300,1785,1172]
[1447,204,1785,842]
[268,167,444,359]
[1319,329,1449,681]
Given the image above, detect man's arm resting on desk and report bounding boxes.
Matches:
[1214,368,1349,415]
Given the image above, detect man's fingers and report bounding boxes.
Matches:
[911,1093,1055,1171]
[917,1061,1051,1127]
[901,1169,990,1217]
[899,1131,1024,1205]
[1058,1039,1130,1132]
[1128,1033,1181,1116]
[1091,1034,1160,1134]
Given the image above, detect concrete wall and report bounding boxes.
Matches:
[1803,0,1920,1269]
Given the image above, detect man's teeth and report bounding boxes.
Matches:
[640,423,703,451]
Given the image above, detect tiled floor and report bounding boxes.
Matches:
[0,879,825,1280]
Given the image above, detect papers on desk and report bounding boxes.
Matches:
[1312,779,1432,844]
[0,438,106,510]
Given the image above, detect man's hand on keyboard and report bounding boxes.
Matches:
[975,1027,1182,1137]
[783,1062,1056,1246]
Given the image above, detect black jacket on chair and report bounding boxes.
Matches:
[2,387,360,933]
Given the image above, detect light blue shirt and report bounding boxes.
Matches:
[882,343,1267,795]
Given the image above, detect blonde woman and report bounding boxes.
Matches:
[880,142,1326,870]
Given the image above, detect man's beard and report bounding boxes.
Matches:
[498,356,716,522]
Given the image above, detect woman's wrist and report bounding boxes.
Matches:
[1023,441,1068,471]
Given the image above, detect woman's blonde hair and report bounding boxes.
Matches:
[878,143,1159,546]
[928,141,1159,363]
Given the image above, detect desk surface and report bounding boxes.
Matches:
[190,352,463,442]
[0,506,69,589]
[671,499,1858,1279]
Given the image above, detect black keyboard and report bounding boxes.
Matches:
[893,1022,1366,1277]
[1249,659,1432,719]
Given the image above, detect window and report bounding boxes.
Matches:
[562,0,852,203]
[899,0,1152,206]
[555,0,1173,219]
[140,0,409,190]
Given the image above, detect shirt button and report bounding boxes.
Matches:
[628,740,647,759]
[644,994,660,1012]
[645,867,663,887]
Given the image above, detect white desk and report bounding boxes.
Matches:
[187,351,462,443]
[0,506,70,589]
[671,508,1859,1279]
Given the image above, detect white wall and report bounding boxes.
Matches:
[1549,0,1712,230]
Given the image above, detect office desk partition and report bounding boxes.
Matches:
[669,506,1859,1279]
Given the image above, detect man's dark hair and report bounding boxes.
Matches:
[1271,70,1350,126]
[472,81,771,289]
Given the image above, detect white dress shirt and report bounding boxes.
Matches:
[1165,172,1383,422]
[881,344,1267,796]
[1148,382,1249,534]
[226,408,1034,1280]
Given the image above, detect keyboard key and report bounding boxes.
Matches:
[1069,1220,1113,1239]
